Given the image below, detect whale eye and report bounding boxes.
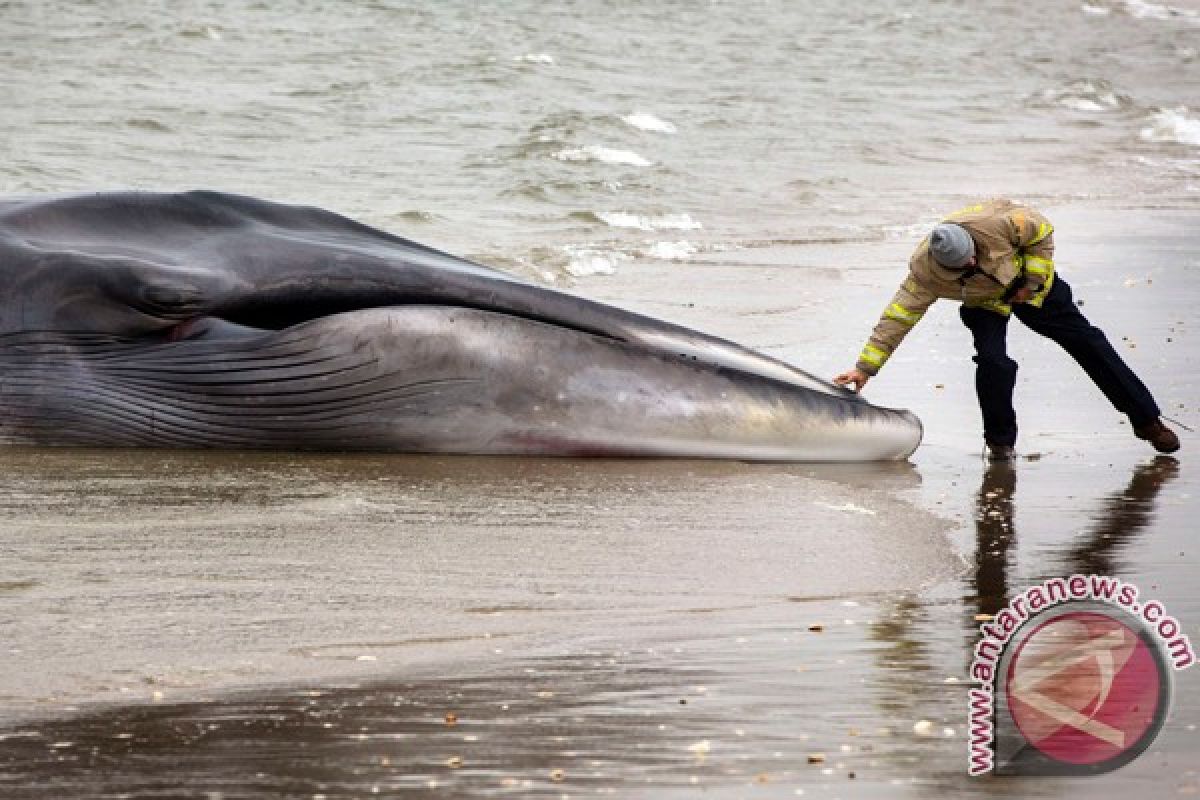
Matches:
[137,281,205,316]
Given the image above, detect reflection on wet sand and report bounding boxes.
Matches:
[0,446,923,501]
[1056,458,1181,578]
[0,612,969,800]
[972,464,1019,618]
[968,457,1179,621]
[854,456,1191,797]
[0,651,728,798]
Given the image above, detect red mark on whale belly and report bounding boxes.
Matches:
[165,317,207,342]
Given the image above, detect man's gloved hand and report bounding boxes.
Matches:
[833,368,870,393]
[1011,286,1034,304]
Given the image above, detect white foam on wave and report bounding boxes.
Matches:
[882,221,936,241]
[1140,107,1200,147]
[516,53,555,65]
[554,146,653,167]
[1124,0,1200,20]
[1037,79,1128,112]
[180,24,223,40]
[642,241,699,260]
[1065,97,1113,111]
[1081,3,1111,14]
[561,245,628,277]
[596,211,702,231]
[621,112,678,134]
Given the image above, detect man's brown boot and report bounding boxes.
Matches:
[1134,418,1181,454]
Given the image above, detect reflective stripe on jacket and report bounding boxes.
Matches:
[855,199,1056,376]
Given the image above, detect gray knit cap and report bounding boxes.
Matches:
[930,223,975,268]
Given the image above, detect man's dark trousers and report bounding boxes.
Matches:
[958,276,1160,447]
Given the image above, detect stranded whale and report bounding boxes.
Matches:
[0,191,921,460]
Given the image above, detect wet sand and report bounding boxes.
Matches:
[1,206,1198,798]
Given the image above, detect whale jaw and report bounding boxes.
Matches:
[0,306,921,462]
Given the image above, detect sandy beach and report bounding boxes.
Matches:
[1,205,1196,798]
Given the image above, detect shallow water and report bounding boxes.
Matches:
[3,0,1199,277]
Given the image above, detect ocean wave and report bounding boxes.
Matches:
[621,112,677,134]
[553,146,653,167]
[560,245,629,276]
[390,210,440,224]
[1081,3,1111,14]
[1123,0,1200,21]
[641,241,698,260]
[516,53,555,65]
[126,117,173,132]
[557,239,706,272]
[1034,79,1131,112]
[882,221,936,241]
[1140,107,1200,147]
[593,211,702,231]
[179,24,222,40]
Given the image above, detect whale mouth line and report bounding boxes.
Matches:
[160,296,624,348]
[207,292,629,347]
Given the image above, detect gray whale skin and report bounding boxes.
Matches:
[0,191,921,461]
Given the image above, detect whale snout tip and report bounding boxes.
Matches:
[897,409,924,460]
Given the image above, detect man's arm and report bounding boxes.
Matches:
[835,274,937,392]
[1007,207,1055,306]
